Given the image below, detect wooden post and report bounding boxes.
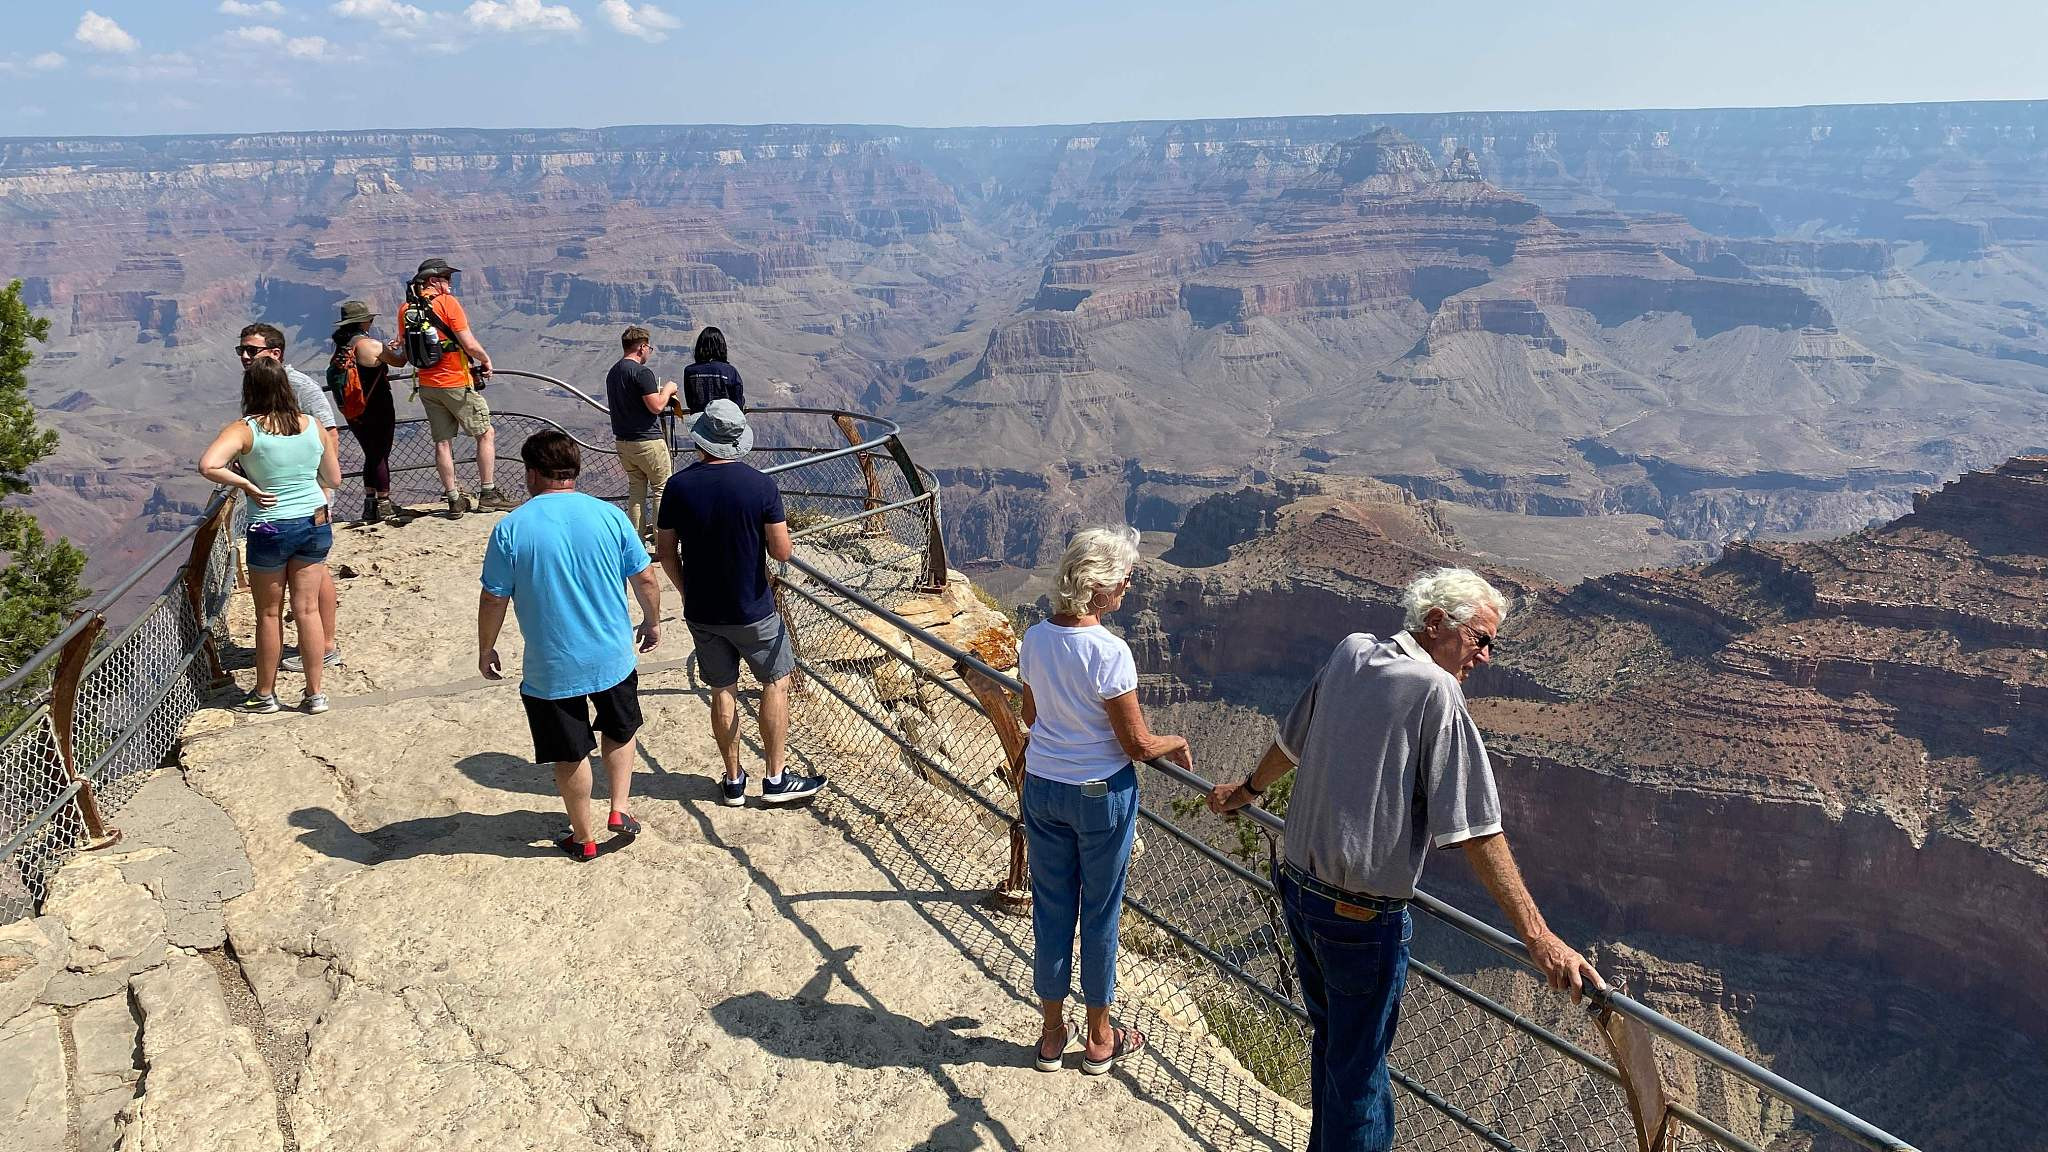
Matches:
[182,497,236,687]
[1596,1003,1671,1152]
[48,614,121,850]
[831,414,886,537]
[954,661,1030,911]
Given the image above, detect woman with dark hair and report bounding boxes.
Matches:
[682,326,744,413]
[327,299,404,523]
[199,357,342,715]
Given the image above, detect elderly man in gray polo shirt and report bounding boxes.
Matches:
[1210,566,1603,1152]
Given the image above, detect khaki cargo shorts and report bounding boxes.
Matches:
[418,386,491,443]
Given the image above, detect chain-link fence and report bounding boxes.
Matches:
[0,491,242,923]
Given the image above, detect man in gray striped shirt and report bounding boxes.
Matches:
[1211,567,1603,1152]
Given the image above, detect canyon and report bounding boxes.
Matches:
[5,105,2048,579]
[1122,458,2048,1151]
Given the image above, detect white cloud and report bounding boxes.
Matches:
[465,0,580,35]
[598,0,679,40]
[228,25,289,46]
[218,0,289,15]
[286,35,332,58]
[75,11,141,54]
[331,0,430,25]
[89,52,201,85]
[0,52,68,76]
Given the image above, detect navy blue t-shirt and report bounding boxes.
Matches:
[606,358,663,441]
[658,460,786,625]
[682,361,744,413]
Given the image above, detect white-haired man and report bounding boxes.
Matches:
[1209,566,1604,1152]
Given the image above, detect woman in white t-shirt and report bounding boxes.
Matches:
[1016,525,1193,1076]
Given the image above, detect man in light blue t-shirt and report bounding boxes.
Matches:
[478,431,663,862]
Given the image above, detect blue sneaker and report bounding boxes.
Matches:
[720,772,747,808]
[759,773,825,806]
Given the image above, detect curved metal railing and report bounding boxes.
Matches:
[0,377,1920,1152]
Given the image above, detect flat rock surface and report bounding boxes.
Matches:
[127,955,283,1152]
[176,513,1284,1152]
[102,772,254,950]
[72,991,143,1152]
[0,1004,66,1152]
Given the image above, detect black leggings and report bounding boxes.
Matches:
[348,390,396,493]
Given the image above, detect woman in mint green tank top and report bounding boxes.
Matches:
[199,359,342,715]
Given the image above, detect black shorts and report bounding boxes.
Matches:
[519,671,644,765]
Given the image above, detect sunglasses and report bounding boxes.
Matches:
[233,343,277,359]
[1458,621,1495,651]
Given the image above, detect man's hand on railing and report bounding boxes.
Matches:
[1206,780,1252,815]
[1526,930,1607,1004]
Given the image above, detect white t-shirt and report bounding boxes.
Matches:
[1018,620,1138,784]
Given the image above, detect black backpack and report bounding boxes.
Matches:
[400,284,461,372]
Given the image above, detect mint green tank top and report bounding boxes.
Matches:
[239,416,327,523]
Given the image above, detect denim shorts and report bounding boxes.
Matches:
[245,514,333,573]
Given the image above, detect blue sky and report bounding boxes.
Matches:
[0,1,2044,137]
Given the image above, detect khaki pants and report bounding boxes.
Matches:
[616,437,672,538]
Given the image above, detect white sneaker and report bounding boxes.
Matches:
[282,649,342,673]
[301,693,330,715]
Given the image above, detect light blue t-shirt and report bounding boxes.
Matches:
[480,491,649,700]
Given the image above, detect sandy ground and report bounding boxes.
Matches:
[176,512,1303,1152]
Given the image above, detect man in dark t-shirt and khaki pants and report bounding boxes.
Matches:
[606,326,678,541]
[656,400,825,809]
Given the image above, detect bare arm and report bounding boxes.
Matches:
[356,337,400,369]
[765,520,793,563]
[656,529,684,598]
[454,327,492,377]
[198,421,269,507]
[318,422,342,491]
[1103,690,1192,771]
[477,591,511,680]
[1462,832,1605,1001]
[640,380,679,414]
[1207,740,1295,814]
[629,565,662,652]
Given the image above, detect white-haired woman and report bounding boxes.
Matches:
[1016,525,1191,1074]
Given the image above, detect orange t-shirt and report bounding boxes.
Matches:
[416,292,473,389]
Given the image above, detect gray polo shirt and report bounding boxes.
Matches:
[1278,630,1503,899]
[286,365,338,429]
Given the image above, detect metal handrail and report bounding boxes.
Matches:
[781,552,1919,1152]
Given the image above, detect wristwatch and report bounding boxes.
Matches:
[1241,776,1265,798]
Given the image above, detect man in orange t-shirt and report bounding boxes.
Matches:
[390,257,514,514]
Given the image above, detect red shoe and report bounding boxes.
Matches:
[607,811,641,838]
[556,834,597,862]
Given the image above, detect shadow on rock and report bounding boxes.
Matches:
[455,750,727,805]
[289,806,572,863]
[709,992,1023,1073]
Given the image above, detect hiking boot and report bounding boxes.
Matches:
[759,773,826,806]
[374,496,401,522]
[236,691,280,714]
[720,772,747,808]
[476,486,517,511]
[282,648,342,674]
[445,490,470,517]
[301,693,330,715]
[362,493,381,523]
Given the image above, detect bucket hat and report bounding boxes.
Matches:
[333,299,375,333]
[688,399,754,459]
[414,257,460,281]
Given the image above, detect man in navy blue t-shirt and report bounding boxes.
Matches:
[656,400,824,808]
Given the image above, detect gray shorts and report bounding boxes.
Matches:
[689,615,794,688]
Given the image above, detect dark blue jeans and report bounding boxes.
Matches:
[1280,863,1413,1152]
[1023,764,1139,1007]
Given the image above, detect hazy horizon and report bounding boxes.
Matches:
[1,1,2045,138]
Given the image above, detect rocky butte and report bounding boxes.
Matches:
[5,104,2048,580]
[1123,457,2048,1151]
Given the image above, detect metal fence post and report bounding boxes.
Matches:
[182,495,236,687]
[952,661,1031,911]
[48,613,121,850]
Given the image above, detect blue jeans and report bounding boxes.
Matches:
[1280,863,1413,1152]
[1023,765,1138,1007]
